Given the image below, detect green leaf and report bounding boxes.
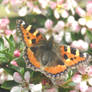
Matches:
[5,35,15,52]
[1,80,19,90]
[58,87,72,92]
[19,67,25,76]
[71,32,84,40]
[86,30,92,41]
[68,82,76,86]
[0,38,4,50]
[4,67,15,75]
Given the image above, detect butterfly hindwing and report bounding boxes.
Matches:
[60,45,90,67]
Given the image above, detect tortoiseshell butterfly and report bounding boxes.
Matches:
[16,19,91,85]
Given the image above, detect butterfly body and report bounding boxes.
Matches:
[16,19,91,84]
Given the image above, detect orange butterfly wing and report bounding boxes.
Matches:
[16,19,43,47]
[16,20,91,80]
[60,45,90,67]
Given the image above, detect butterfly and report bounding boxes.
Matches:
[16,19,91,84]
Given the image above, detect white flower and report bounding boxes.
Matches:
[86,20,92,29]
[33,7,42,14]
[78,18,86,26]
[54,9,60,19]
[71,40,89,50]
[81,27,86,35]
[53,31,64,43]
[45,19,53,29]
[29,83,42,92]
[67,16,75,24]
[53,21,65,32]
[65,32,72,43]
[18,7,27,16]
[61,10,68,18]
[79,81,88,92]
[0,68,13,84]
[38,0,49,9]
[11,71,42,92]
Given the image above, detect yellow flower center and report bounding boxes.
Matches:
[56,5,63,13]
[82,74,89,80]
[85,16,92,22]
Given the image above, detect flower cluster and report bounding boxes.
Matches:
[70,66,92,92]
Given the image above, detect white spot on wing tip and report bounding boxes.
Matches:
[21,21,25,25]
[83,53,87,57]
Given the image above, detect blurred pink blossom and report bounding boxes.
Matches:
[86,1,92,15]
[72,66,92,92]
[70,90,76,92]
[71,40,89,50]
[11,71,42,92]
[45,19,53,29]
[53,21,65,32]
[0,18,10,29]
[11,61,18,67]
[49,1,56,9]
[14,50,21,57]
[5,30,12,35]
[13,72,23,83]
[10,0,22,5]
[90,43,92,48]
[76,7,86,17]
[86,87,92,92]
[0,68,13,84]
[2,0,9,4]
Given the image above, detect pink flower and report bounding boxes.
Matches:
[27,1,34,10]
[90,43,92,48]
[53,21,65,32]
[72,74,82,83]
[61,10,69,18]
[86,1,92,15]
[11,61,18,67]
[13,72,23,83]
[2,0,9,4]
[14,50,20,57]
[45,19,53,29]
[70,90,77,92]
[0,68,13,84]
[11,71,42,92]
[71,40,89,50]
[72,66,92,92]
[71,21,80,32]
[5,30,12,35]
[76,7,86,17]
[49,1,56,9]
[57,0,64,5]
[86,87,92,92]
[10,0,22,5]
[0,18,10,28]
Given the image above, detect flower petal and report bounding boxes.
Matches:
[79,81,88,92]
[72,74,82,83]
[86,87,92,92]
[88,78,92,86]
[10,86,22,92]
[29,83,42,92]
[24,71,30,83]
[13,72,22,83]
